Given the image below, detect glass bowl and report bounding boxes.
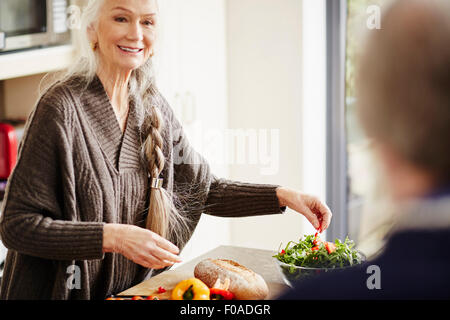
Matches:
[274,251,366,287]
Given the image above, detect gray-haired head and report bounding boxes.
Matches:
[356,0,450,186]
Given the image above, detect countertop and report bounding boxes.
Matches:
[118,245,290,299]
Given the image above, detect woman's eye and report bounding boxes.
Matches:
[115,17,127,23]
[143,20,154,26]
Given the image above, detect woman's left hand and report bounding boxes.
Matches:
[276,187,332,232]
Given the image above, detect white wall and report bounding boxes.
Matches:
[226,0,315,251]
[154,0,231,266]
[301,0,327,236]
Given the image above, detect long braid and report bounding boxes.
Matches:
[145,106,165,178]
[143,104,191,244]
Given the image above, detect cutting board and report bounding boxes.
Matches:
[118,246,291,300]
[118,270,193,300]
[118,269,289,300]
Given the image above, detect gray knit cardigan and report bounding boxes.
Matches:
[0,75,285,300]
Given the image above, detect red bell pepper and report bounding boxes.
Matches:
[210,288,234,300]
[157,286,166,294]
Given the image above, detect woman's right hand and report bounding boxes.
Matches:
[103,223,182,269]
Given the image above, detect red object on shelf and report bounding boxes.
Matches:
[0,123,18,180]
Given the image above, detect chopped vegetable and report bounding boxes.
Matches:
[106,295,159,300]
[324,241,336,254]
[210,288,235,300]
[274,234,363,269]
[157,286,166,294]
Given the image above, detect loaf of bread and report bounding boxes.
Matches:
[194,259,269,300]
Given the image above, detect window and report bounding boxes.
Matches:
[327,0,393,255]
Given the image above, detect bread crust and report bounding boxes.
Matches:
[194,259,269,300]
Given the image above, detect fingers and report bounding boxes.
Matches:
[147,233,182,266]
[142,253,171,270]
[152,245,183,264]
[293,193,333,232]
[301,207,321,230]
[153,232,180,255]
[120,226,182,269]
[317,202,332,232]
[135,247,181,270]
[310,197,332,232]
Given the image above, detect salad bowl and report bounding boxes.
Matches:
[273,234,366,286]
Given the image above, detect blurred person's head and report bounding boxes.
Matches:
[356,0,450,201]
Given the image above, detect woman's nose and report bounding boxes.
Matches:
[127,22,143,41]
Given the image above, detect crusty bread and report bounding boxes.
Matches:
[194,259,269,300]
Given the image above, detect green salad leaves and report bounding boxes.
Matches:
[274,234,364,269]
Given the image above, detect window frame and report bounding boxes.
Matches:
[326,0,348,241]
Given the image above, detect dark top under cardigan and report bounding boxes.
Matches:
[0,75,285,300]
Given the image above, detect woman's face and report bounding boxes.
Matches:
[93,0,158,73]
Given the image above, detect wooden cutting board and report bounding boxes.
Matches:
[118,246,291,300]
[118,269,289,300]
[118,270,193,300]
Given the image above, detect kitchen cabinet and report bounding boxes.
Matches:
[0,45,75,81]
[155,0,228,177]
[153,0,230,264]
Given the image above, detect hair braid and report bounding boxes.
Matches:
[143,104,191,243]
[146,106,165,178]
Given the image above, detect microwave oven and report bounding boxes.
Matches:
[0,0,71,53]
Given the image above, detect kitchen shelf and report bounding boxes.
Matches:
[0,45,75,80]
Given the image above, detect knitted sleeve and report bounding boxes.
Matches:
[0,87,105,261]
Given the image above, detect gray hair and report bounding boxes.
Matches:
[356,0,450,185]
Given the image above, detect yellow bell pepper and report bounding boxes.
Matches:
[171,278,210,300]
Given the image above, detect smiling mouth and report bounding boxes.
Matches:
[118,45,143,53]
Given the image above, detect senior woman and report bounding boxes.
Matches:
[0,0,331,300]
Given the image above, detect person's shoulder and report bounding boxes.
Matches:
[40,75,85,105]
[36,75,87,121]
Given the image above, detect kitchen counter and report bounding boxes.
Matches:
[118,245,290,299]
